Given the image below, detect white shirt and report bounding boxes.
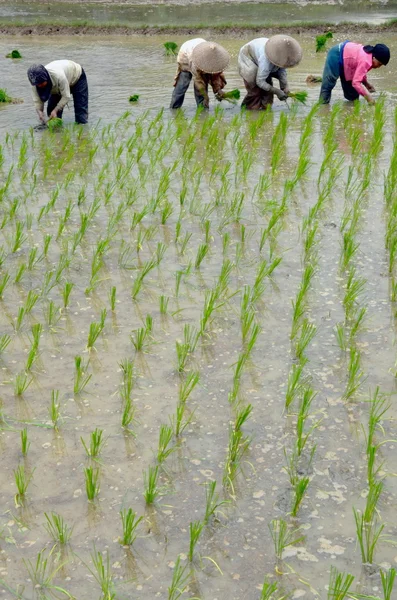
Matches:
[32,60,82,111]
[238,38,288,91]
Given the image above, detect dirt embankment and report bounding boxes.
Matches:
[0,20,397,36]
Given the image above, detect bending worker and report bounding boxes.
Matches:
[238,35,303,109]
[319,42,390,104]
[170,38,230,109]
[27,60,88,124]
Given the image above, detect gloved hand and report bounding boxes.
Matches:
[275,89,288,101]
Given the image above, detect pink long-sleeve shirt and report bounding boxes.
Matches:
[343,42,372,97]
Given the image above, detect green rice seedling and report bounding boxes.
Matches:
[25,344,39,372]
[223,428,250,490]
[294,319,316,361]
[380,568,396,600]
[179,231,192,255]
[49,390,61,429]
[27,247,40,271]
[24,290,39,315]
[171,398,194,437]
[251,257,282,304]
[11,220,26,253]
[47,117,63,131]
[285,363,307,409]
[14,464,33,505]
[120,358,134,401]
[143,465,160,504]
[234,403,252,432]
[74,355,91,395]
[121,396,136,432]
[260,579,281,600]
[195,243,209,269]
[159,294,169,314]
[20,427,30,456]
[291,476,310,517]
[131,326,148,352]
[354,508,384,564]
[176,341,190,373]
[131,256,157,300]
[363,480,383,523]
[81,428,105,458]
[120,508,143,546]
[129,94,139,102]
[367,444,384,486]
[189,520,204,562]
[89,547,115,600]
[84,466,100,501]
[366,387,390,452]
[334,322,347,351]
[45,300,61,328]
[241,308,256,342]
[341,229,359,270]
[6,49,22,58]
[108,286,117,311]
[0,333,11,354]
[327,566,354,600]
[269,518,304,561]
[288,91,308,104]
[296,386,317,456]
[343,270,366,320]
[62,282,74,309]
[157,424,176,463]
[344,347,366,400]
[0,88,12,103]
[0,272,10,297]
[167,555,190,600]
[87,309,106,349]
[316,31,333,52]
[14,371,31,396]
[23,546,71,599]
[283,447,299,487]
[203,480,229,525]
[179,371,199,403]
[349,306,367,341]
[164,41,178,55]
[44,512,73,544]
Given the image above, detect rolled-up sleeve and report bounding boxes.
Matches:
[54,74,72,110]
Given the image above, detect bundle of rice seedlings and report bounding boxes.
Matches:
[316,31,333,52]
[0,88,12,103]
[306,74,323,84]
[47,118,63,131]
[6,49,22,59]
[164,42,178,56]
[129,95,140,103]
[218,89,241,104]
[288,91,308,104]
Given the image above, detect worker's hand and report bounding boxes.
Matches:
[49,109,59,120]
[275,89,288,101]
[366,83,376,93]
[366,94,376,105]
[283,87,290,95]
[215,92,225,101]
[36,109,46,123]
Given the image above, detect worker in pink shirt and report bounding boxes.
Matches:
[319,42,390,104]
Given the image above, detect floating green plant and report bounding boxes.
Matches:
[0,89,12,103]
[164,41,178,56]
[6,50,22,59]
[129,95,140,103]
[316,31,333,52]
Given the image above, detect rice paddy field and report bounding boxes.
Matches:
[0,34,397,600]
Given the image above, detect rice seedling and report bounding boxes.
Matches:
[0,272,10,297]
[20,427,30,456]
[327,566,354,600]
[367,444,384,486]
[74,356,91,395]
[353,508,384,564]
[167,555,191,600]
[120,358,134,401]
[343,270,366,319]
[285,363,308,409]
[260,579,283,600]
[0,88,12,103]
[159,294,169,314]
[121,395,136,433]
[81,428,106,458]
[175,341,190,373]
[363,480,383,523]
[131,326,148,352]
[316,31,333,52]
[157,424,176,463]
[291,476,310,517]
[366,387,390,452]
[143,465,160,504]
[119,508,143,546]
[380,568,396,600]
[294,319,317,361]
[195,242,209,269]
[296,386,317,456]
[129,95,140,102]
[23,546,71,599]
[6,49,22,58]
[47,118,63,132]
[14,371,31,396]
[0,333,11,354]
[223,427,250,491]
[288,91,308,104]
[269,518,305,561]
[62,282,74,309]
[44,512,73,544]
[164,41,178,55]
[49,390,61,429]
[344,347,366,401]
[14,464,34,505]
[89,547,116,600]
[84,466,100,501]
[188,520,204,562]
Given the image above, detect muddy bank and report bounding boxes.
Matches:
[1,19,397,36]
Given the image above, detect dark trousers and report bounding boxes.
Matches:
[319,44,359,104]
[241,76,274,110]
[170,71,205,108]
[47,69,88,124]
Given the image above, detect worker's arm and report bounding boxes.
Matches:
[31,87,45,123]
[362,76,376,93]
[256,55,288,100]
[352,63,373,102]
[193,71,210,107]
[210,73,227,99]
[277,68,289,94]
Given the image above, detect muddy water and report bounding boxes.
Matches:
[1,1,397,25]
[0,34,397,600]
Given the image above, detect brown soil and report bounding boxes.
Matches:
[0,21,396,36]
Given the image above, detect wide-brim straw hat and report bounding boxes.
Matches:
[191,41,230,74]
[265,35,303,68]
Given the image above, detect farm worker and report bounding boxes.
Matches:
[237,35,303,110]
[319,42,390,104]
[170,38,230,109]
[27,60,88,124]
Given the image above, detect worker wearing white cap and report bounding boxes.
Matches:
[170,38,231,109]
[238,35,302,109]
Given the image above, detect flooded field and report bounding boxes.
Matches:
[0,35,397,600]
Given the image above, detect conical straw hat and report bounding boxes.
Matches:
[265,35,303,68]
[191,41,230,74]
